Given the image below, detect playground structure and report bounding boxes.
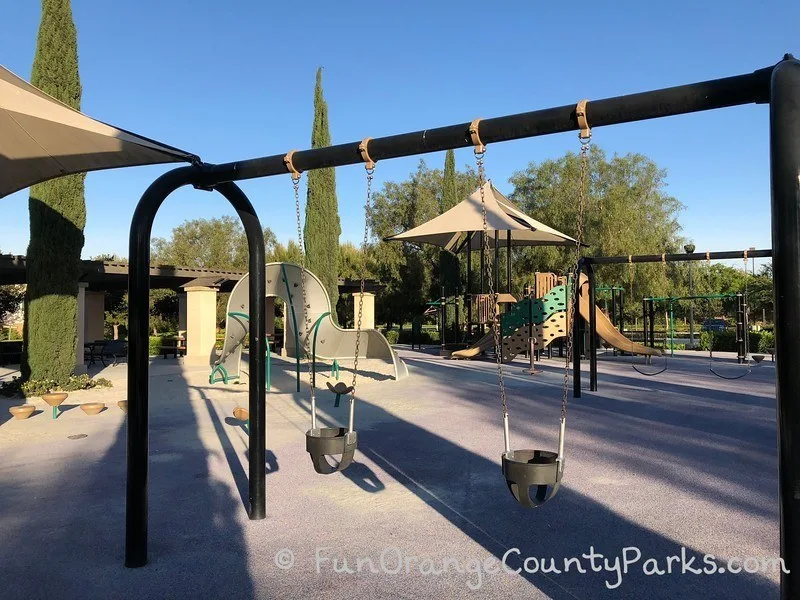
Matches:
[210,262,407,385]
[2,52,799,596]
[451,272,661,361]
[385,180,580,347]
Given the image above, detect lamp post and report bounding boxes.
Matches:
[684,243,696,347]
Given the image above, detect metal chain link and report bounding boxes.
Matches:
[476,150,508,417]
[628,255,634,300]
[293,174,315,402]
[561,141,590,420]
[351,167,373,397]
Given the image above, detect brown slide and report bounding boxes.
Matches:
[577,275,662,357]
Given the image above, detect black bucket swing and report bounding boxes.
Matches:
[470,110,589,508]
[285,144,374,475]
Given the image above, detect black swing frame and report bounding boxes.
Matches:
[125,54,800,600]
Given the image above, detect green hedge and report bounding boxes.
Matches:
[392,327,440,345]
[758,331,775,353]
[149,335,175,356]
[700,330,770,353]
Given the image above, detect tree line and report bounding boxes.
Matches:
[140,145,773,335]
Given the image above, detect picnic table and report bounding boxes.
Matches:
[84,339,127,367]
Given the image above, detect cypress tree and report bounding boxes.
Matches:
[22,0,86,382]
[440,150,460,340]
[304,68,341,319]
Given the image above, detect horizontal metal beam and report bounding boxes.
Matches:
[644,294,739,302]
[195,64,775,186]
[585,249,772,265]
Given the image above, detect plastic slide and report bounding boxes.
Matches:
[576,275,662,357]
[210,262,408,383]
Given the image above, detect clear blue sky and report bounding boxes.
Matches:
[1,0,796,271]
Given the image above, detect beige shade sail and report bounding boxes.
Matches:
[0,65,198,198]
[384,180,582,252]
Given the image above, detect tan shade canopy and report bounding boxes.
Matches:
[0,65,197,198]
[384,180,582,252]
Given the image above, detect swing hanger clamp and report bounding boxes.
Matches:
[358,137,376,173]
[576,99,592,145]
[283,150,302,184]
[469,118,485,156]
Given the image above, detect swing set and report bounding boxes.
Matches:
[119,56,800,598]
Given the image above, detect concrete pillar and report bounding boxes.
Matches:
[178,292,187,332]
[185,286,218,366]
[75,283,88,375]
[353,292,375,330]
[84,291,105,342]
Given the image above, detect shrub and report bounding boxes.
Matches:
[397,327,440,345]
[1,374,112,398]
[758,331,775,353]
[700,330,737,351]
[3,328,22,341]
[385,330,399,345]
[149,335,168,356]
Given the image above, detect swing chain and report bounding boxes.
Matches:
[293,173,315,401]
[476,148,508,417]
[562,139,590,419]
[628,255,634,299]
[351,165,373,396]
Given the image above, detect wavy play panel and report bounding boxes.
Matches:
[211,263,408,383]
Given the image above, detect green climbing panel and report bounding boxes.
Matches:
[500,284,570,337]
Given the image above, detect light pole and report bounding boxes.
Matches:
[684,243,696,347]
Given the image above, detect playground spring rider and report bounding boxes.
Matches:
[631,253,669,376]
[286,142,371,475]
[476,105,585,508]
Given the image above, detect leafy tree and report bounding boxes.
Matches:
[151,216,276,270]
[267,239,304,265]
[90,254,128,339]
[304,68,341,321]
[509,146,686,321]
[23,0,86,383]
[0,286,24,330]
[439,150,461,341]
[336,242,378,326]
[149,289,178,334]
[370,160,476,329]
